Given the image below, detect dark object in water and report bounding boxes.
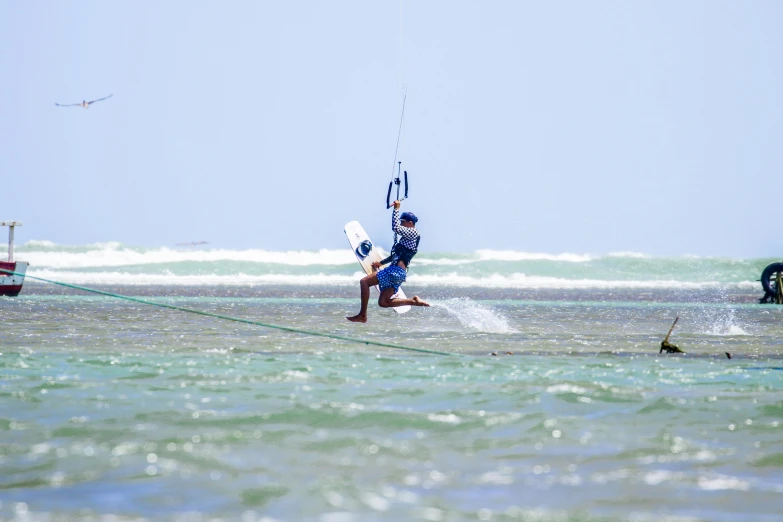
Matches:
[660,316,685,354]
[759,262,783,304]
[725,352,732,359]
[660,340,684,354]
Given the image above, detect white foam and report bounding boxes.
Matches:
[19,247,357,269]
[16,245,602,269]
[413,258,477,267]
[697,475,750,491]
[406,273,757,290]
[546,384,587,394]
[28,269,361,286]
[607,251,652,259]
[22,239,58,248]
[694,309,752,336]
[24,269,759,290]
[433,298,516,333]
[643,470,673,486]
[476,250,593,263]
[706,324,750,336]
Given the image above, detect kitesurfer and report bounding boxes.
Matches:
[347,200,429,323]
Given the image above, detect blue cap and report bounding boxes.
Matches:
[400,211,418,224]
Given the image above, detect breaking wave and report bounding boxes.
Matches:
[6,241,770,290]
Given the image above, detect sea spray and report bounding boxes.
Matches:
[693,305,751,336]
[432,298,516,334]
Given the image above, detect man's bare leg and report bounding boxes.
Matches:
[347,273,379,323]
[378,288,430,308]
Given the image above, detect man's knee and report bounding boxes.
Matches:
[378,291,396,307]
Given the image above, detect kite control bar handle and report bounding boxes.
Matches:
[386,182,393,209]
[386,170,409,209]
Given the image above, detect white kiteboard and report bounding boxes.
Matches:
[344,221,411,314]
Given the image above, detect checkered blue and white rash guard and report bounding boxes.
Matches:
[386,208,420,267]
[392,209,419,249]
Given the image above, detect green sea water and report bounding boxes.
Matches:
[1,288,782,521]
[5,241,778,290]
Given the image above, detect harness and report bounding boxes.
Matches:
[389,236,419,267]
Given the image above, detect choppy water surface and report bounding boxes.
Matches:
[1,289,782,521]
[5,241,778,290]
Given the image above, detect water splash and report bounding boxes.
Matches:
[433,298,516,334]
[693,306,750,336]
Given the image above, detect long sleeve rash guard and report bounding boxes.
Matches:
[381,208,420,268]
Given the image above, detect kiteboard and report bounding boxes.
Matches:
[344,221,411,314]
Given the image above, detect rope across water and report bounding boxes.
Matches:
[0,269,454,357]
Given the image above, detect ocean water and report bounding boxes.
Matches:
[5,241,774,291]
[1,242,782,521]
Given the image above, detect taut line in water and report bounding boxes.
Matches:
[0,268,453,357]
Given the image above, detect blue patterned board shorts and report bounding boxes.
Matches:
[377,265,407,293]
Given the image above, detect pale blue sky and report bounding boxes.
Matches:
[2,1,781,256]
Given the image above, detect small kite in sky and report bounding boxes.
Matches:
[55,94,113,108]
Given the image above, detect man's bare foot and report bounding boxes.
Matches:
[412,296,430,307]
[346,314,367,323]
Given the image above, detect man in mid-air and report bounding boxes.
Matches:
[347,200,429,323]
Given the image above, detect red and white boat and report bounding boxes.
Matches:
[1,221,28,297]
